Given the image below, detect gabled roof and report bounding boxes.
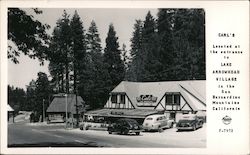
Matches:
[111,80,206,111]
[46,94,85,114]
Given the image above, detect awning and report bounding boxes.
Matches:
[85,108,163,119]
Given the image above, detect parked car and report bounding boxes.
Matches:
[79,121,108,130]
[107,118,143,135]
[80,116,107,130]
[176,114,203,131]
[143,114,174,132]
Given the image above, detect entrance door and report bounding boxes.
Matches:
[170,112,176,121]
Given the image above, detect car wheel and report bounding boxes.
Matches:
[193,125,196,131]
[158,126,163,132]
[80,126,83,130]
[136,132,140,135]
[108,131,112,134]
[123,129,129,135]
[170,123,174,128]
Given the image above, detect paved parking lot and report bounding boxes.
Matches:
[61,123,206,148]
[9,122,206,148]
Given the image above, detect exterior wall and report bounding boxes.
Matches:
[105,92,193,112]
[156,94,192,112]
[155,104,164,110]
[104,93,134,109]
[104,91,205,123]
[47,112,65,123]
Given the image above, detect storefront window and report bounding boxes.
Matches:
[166,93,180,105]
[111,94,117,103]
[120,94,125,104]
[174,94,180,105]
[166,95,172,105]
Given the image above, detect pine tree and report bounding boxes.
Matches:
[60,11,71,94]
[128,20,143,81]
[189,9,205,80]
[86,21,102,55]
[26,80,37,112]
[70,10,87,126]
[157,9,176,81]
[48,10,72,94]
[80,20,109,109]
[35,72,52,122]
[70,11,87,92]
[141,11,160,81]
[171,9,205,80]
[104,24,125,89]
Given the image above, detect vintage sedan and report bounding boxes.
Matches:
[107,118,143,135]
[176,114,203,131]
[143,114,174,132]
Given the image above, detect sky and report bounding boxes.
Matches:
[8,8,158,90]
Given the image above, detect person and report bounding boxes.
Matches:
[30,112,34,123]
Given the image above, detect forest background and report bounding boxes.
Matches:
[8,8,205,120]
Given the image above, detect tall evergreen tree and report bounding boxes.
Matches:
[70,10,87,126]
[157,9,176,81]
[104,24,125,89]
[128,20,143,81]
[26,80,37,112]
[172,9,205,80]
[48,10,72,94]
[141,11,161,81]
[70,10,87,94]
[188,9,205,80]
[60,11,71,94]
[86,21,102,55]
[35,72,52,122]
[80,20,109,109]
[128,9,205,82]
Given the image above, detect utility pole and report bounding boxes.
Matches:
[42,99,45,122]
[65,94,68,129]
[75,91,79,128]
[73,54,79,128]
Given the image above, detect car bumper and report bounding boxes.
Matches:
[128,129,144,133]
[143,125,159,130]
[176,126,193,130]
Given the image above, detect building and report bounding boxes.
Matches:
[8,104,14,123]
[85,80,206,123]
[46,94,85,123]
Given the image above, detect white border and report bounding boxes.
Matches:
[1,0,249,154]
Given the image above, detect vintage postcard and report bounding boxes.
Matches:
[0,0,249,154]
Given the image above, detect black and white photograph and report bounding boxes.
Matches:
[2,0,250,154]
[6,7,206,148]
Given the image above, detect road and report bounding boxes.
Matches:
[8,122,206,148]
